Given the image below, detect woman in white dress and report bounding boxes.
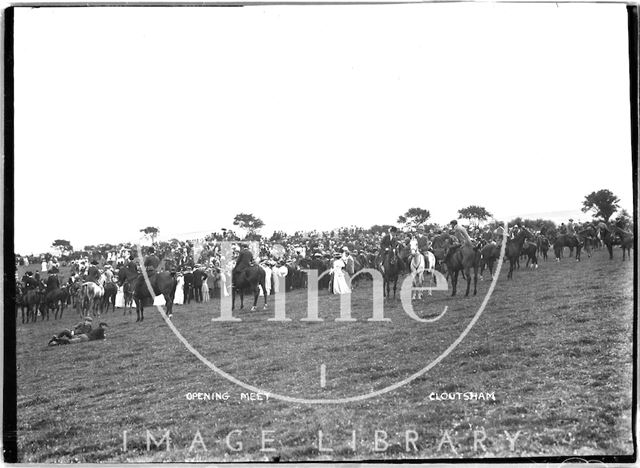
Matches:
[202,271,210,303]
[41,259,48,273]
[332,252,351,295]
[174,273,184,305]
[115,281,125,308]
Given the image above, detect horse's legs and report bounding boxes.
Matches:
[393,278,398,299]
[251,286,259,311]
[473,266,479,295]
[464,266,471,296]
[451,270,459,296]
[261,282,268,309]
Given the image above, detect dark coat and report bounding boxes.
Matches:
[23,276,39,290]
[192,269,207,287]
[46,275,60,292]
[234,249,254,272]
[86,265,100,283]
[183,272,194,287]
[380,234,398,250]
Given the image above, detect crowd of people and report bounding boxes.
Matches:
[17,217,626,309]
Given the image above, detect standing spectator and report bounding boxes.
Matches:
[192,265,207,303]
[183,267,194,304]
[173,273,184,305]
[202,271,210,303]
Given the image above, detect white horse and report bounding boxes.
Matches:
[409,250,437,299]
[81,274,105,316]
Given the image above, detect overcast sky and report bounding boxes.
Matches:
[13,3,633,254]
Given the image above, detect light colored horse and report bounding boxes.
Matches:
[409,250,437,299]
[81,274,105,316]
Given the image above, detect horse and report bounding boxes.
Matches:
[408,250,437,299]
[23,289,44,323]
[480,242,501,280]
[102,281,118,313]
[522,241,538,268]
[132,271,178,322]
[68,281,83,309]
[576,227,597,259]
[43,286,69,320]
[614,226,634,260]
[553,234,583,262]
[599,225,616,260]
[117,266,138,315]
[442,243,481,296]
[431,233,455,274]
[380,247,403,299]
[506,228,533,279]
[537,235,550,261]
[80,281,104,316]
[232,265,268,311]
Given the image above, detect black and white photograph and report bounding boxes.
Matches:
[4,2,637,464]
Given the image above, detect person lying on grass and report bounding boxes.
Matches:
[48,316,93,345]
[48,322,107,345]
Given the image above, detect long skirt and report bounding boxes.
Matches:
[333,272,351,295]
[115,286,125,308]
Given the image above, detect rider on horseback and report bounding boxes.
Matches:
[144,247,160,278]
[22,271,38,291]
[380,226,398,261]
[232,243,254,281]
[448,220,480,255]
[86,261,101,284]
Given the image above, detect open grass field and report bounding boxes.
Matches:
[12,248,635,462]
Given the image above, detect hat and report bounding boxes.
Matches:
[104,265,112,269]
[569,219,574,222]
[26,271,33,276]
[333,251,342,258]
[91,260,99,265]
[83,316,93,322]
[49,267,59,274]
[450,220,458,226]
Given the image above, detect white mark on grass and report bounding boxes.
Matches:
[320,364,326,388]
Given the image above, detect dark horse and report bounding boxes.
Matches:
[506,228,533,279]
[553,234,582,262]
[480,242,501,280]
[102,282,118,313]
[443,244,481,296]
[614,226,634,261]
[232,265,268,311]
[576,227,597,259]
[132,272,177,322]
[117,265,138,315]
[537,235,550,261]
[599,225,616,260]
[380,247,403,299]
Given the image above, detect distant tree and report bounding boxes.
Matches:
[232,213,265,239]
[397,207,431,231]
[140,226,160,243]
[458,205,493,226]
[51,239,73,258]
[581,189,620,222]
[613,209,632,230]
